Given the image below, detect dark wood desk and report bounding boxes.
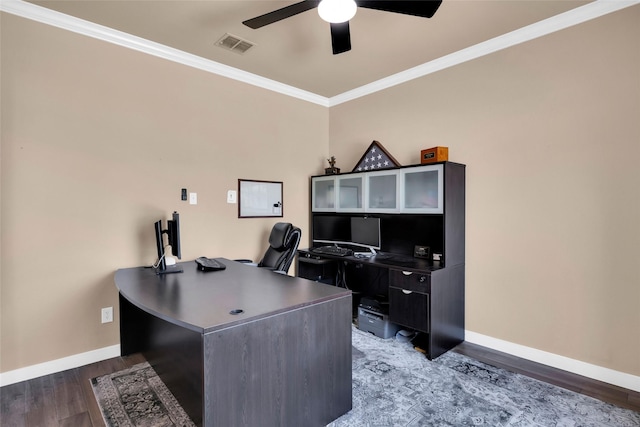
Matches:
[115,259,352,427]
[297,250,464,360]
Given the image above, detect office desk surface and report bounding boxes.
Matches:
[116,258,353,426]
[299,249,445,273]
[115,258,351,334]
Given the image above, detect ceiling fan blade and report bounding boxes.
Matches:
[330,22,352,55]
[356,0,442,19]
[243,1,320,29]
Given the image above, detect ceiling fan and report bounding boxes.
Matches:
[242,0,443,55]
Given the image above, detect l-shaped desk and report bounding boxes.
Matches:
[115,259,352,427]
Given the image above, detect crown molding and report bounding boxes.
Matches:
[1,0,638,106]
[0,0,330,107]
[329,0,640,106]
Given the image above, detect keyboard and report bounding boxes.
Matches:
[311,246,353,257]
[195,257,226,271]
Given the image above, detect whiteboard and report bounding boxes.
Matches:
[238,179,283,218]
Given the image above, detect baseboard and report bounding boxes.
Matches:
[2,335,639,393]
[0,344,121,387]
[465,330,640,393]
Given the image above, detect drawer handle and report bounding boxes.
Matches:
[420,276,427,283]
[402,290,413,295]
[402,271,412,276]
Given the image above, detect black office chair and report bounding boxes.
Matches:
[237,222,302,274]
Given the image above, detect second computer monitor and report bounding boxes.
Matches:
[350,217,381,253]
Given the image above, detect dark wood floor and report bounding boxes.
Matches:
[1,343,638,426]
[0,353,146,427]
[453,342,640,413]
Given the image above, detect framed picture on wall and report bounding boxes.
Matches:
[238,179,283,218]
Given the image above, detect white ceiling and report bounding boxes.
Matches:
[7,1,635,101]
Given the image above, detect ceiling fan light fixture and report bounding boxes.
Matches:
[318,0,357,24]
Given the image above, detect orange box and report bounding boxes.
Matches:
[420,146,448,164]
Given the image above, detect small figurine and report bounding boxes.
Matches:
[325,156,340,175]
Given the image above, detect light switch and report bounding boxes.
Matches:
[189,193,197,205]
[227,190,237,204]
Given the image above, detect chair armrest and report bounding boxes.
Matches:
[235,259,258,266]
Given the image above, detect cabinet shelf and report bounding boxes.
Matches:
[312,163,445,214]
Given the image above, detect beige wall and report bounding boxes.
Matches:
[1,14,328,371]
[329,6,640,375]
[2,5,639,379]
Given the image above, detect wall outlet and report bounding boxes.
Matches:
[101,307,113,323]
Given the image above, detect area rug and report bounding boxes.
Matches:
[93,327,640,426]
[329,327,640,426]
[91,362,196,427]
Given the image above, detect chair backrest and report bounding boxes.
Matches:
[258,222,302,272]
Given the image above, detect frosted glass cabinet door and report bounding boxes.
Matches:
[337,174,364,211]
[366,170,399,212]
[401,164,443,213]
[312,177,336,211]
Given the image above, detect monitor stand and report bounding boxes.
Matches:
[353,247,377,257]
[156,265,183,275]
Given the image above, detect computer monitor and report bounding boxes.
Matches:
[167,211,181,259]
[154,211,183,275]
[312,215,350,246]
[350,216,381,254]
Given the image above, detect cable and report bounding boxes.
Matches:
[335,266,344,288]
[341,261,349,289]
[152,244,169,269]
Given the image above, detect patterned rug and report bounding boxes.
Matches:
[330,327,640,426]
[91,362,195,427]
[92,327,640,426]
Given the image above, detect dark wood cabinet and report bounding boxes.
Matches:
[300,161,465,359]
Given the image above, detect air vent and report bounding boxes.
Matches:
[216,33,255,55]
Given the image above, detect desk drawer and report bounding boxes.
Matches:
[389,270,430,293]
[389,287,429,332]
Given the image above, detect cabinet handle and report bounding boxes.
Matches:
[420,276,426,283]
[402,290,413,295]
[402,271,412,276]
